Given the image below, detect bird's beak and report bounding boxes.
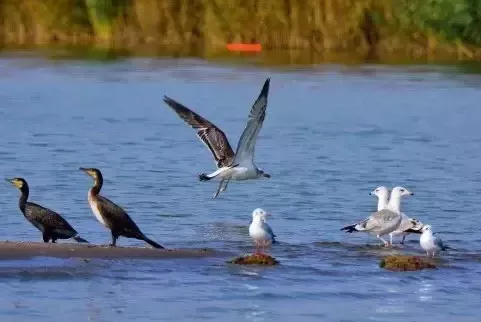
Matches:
[5,178,13,184]
[410,192,415,196]
[369,191,373,195]
[263,173,271,178]
[265,213,272,217]
[79,167,89,174]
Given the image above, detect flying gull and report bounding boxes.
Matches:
[370,186,425,245]
[341,186,414,247]
[420,225,450,257]
[249,208,277,253]
[163,78,271,198]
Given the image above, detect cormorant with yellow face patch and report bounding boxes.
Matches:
[6,177,89,244]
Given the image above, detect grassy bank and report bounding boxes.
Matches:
[1,0,481,62]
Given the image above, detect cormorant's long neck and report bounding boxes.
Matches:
[18,185,29,214]
[90,175,103,196]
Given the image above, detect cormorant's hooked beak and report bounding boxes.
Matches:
[79,167,91,176]
[5,178,13,184]
[263,173,271,178]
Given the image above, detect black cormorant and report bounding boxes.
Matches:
[79,167,164,249]
[6,177,89,244]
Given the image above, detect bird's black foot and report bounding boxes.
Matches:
[199,173,210,181]
[108,243,116,247]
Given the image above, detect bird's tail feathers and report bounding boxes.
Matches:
[341,224,359,233]
[405,228,423,234]
[199,163,239,182]
[142,236,165,249]
[73,235,89,243]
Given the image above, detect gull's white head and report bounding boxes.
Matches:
[421,225,432,233]
[390,186,414,198]
[369,186,389,198]
[252,208,270,220]
[386,186,414,213]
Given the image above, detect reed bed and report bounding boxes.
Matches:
[1,0,481,61]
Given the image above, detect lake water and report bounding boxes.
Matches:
[0,55,480,321]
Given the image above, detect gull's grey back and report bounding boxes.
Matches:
[371,209,400,223]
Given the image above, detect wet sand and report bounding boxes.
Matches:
[0,241,216,260]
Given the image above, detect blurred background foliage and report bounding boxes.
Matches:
[1,0,481,61]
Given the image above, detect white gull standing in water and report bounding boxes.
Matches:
[420,225,450,257]
[370,186,425,245]
[163,78,271,198]
[341,186,414,247]
[249,208,277,253]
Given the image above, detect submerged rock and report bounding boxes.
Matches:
[380,255,436,271]
[229,253,280,265]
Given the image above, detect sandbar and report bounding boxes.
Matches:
[0,241,215,260]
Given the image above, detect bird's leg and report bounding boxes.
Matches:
[389,234,393,246]
[109,232,117,247]
[400,235,406,245]
[213,180,229,198]
[377,235,389,247]
[264,241,270,254]
[42,231,50,243]
[220,179,230,193]
[51,237,57,244]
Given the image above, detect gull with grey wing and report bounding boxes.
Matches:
[341,187,414,246]
[163,78,272,198]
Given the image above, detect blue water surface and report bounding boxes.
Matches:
[0,56,480,321]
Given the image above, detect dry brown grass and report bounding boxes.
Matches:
[0,0,480,62]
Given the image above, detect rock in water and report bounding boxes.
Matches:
[229,253,279,265]
[380,255,436,271]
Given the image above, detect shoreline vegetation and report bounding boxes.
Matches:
[2,1,481,64]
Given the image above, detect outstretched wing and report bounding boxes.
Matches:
[163,96,235,168]
[233,78,270,163]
